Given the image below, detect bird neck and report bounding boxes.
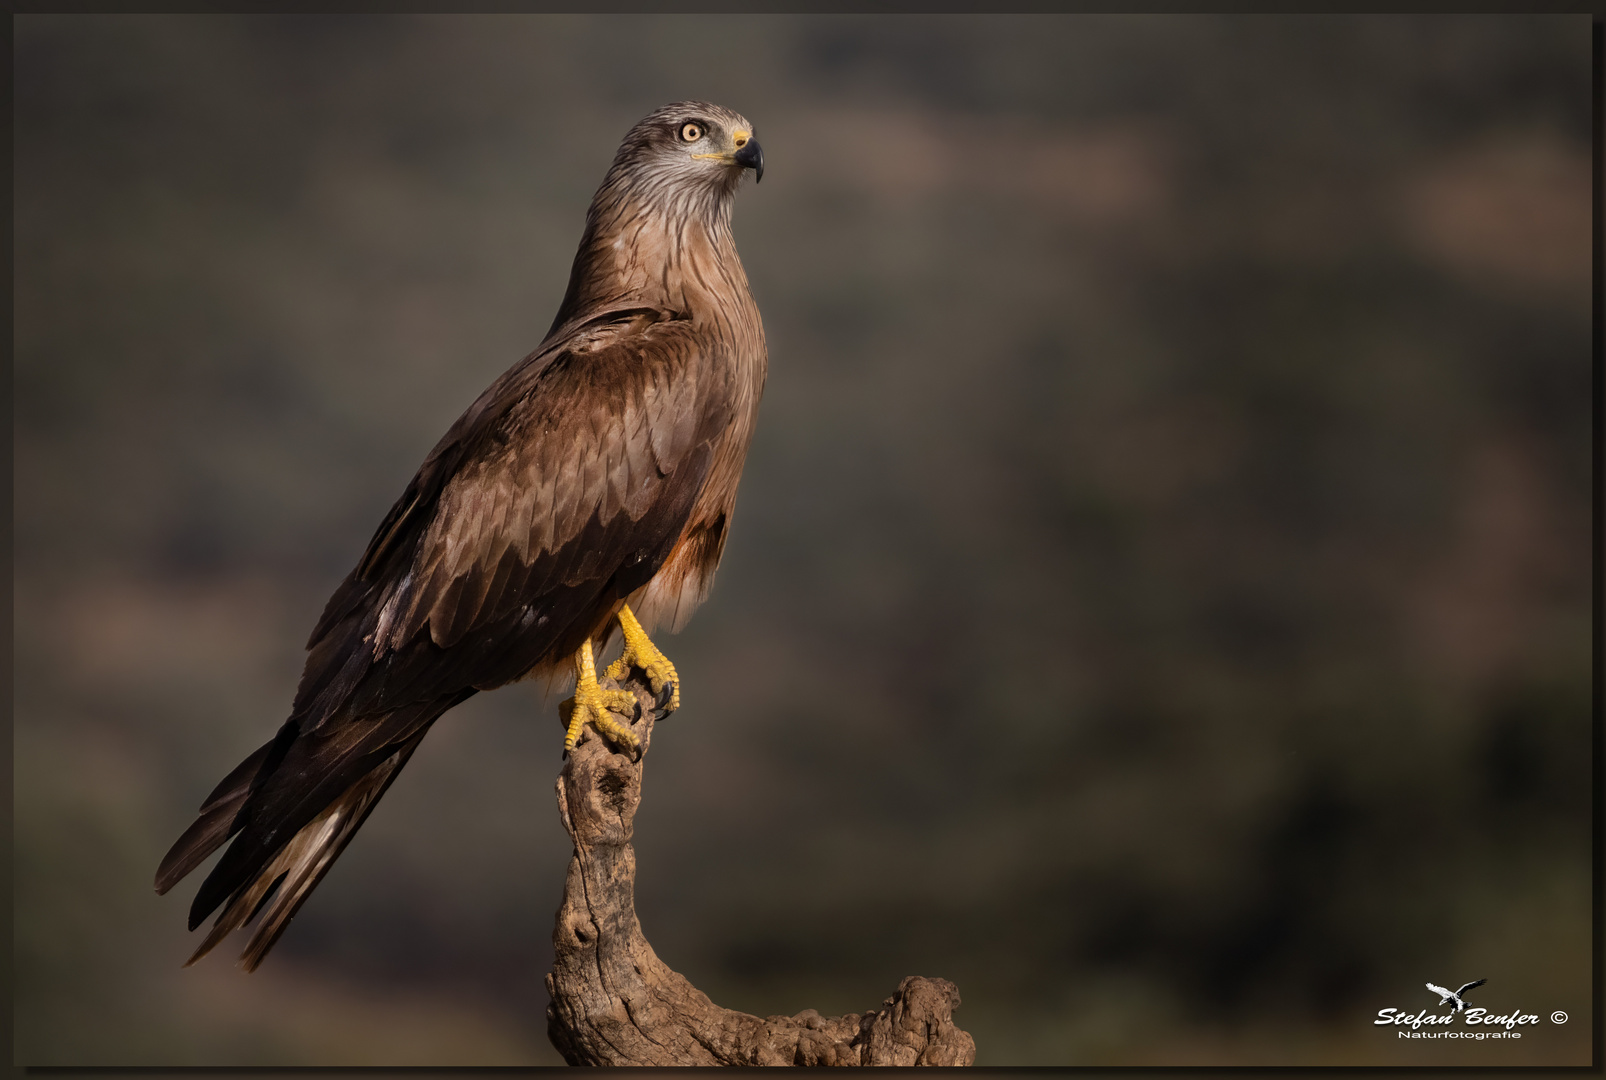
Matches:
[547,179,743,335]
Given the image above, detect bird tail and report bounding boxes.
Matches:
[182,731,428,971]
[155,723,299,896]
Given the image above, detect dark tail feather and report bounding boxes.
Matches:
[154,722,298,896]
[185,731,429,971]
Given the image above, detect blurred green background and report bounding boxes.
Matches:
[14,14,1593,1067]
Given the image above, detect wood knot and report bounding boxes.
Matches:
[596,767,633,813]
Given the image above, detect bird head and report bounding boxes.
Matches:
[606,101,764,206]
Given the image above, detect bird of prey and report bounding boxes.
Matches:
[154,102,767,970]
[1426,979,1486,1013]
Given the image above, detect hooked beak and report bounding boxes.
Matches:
[733,136,764,183]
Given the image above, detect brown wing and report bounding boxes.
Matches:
[160,305,733,956]
[289,304,722,729]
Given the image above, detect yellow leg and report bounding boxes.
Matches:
[605,604,681,712]
[563,638,640,753]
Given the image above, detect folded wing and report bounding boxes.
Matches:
[156,306,732,966]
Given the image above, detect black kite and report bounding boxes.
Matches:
[155,101,767,970]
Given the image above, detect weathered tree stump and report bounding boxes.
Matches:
[544,663,976,1066]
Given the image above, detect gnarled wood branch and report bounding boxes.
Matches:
[544,665,976,1066]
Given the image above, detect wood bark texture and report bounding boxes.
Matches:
[545,664,977,1066]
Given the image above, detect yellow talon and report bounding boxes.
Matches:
[605,604,681,712]
[563,637,640,754]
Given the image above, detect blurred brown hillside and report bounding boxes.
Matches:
[13,14,1592,1066]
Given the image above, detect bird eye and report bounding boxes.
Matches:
[680,122,704,142]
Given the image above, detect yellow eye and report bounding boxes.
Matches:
[680,122,704,142]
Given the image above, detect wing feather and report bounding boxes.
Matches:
[154,724,296,895]
[377,317,725,657]
[528,466,557,555]
[601,421,628,522]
